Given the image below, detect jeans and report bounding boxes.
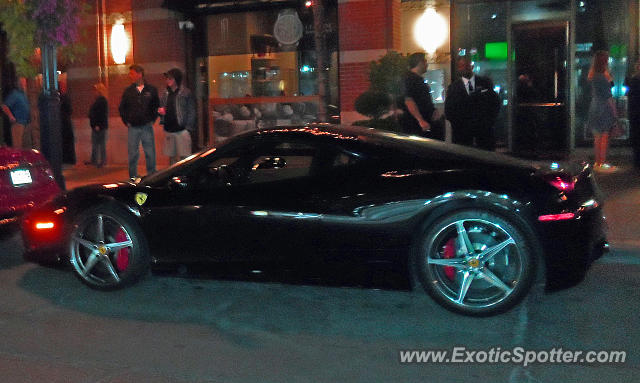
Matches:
[90,129,107,166]
[127,124,156,178]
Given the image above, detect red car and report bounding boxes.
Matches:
[0,147,60,227]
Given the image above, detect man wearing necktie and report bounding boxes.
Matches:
[445,58,501,150]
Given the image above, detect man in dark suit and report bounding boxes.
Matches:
[445,58,500,150]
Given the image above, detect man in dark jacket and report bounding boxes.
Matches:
[158,68,196,165]
[119,64,160,178]
[445,58,500,151]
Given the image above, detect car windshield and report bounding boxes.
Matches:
[140,146,217,185]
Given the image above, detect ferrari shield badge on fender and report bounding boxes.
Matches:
[135,192,148,206]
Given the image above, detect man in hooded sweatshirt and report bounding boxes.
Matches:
[158,68,196,165]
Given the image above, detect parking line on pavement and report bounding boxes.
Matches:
[596,254,640,265]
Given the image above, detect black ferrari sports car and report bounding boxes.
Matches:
[22,124,607,316]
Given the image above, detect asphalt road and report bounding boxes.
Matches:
[0,166,639,382]
[1,242,639,381]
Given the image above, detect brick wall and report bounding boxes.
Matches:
[338,0,401,123]
[67,0,186,167]
[65,0,405,165]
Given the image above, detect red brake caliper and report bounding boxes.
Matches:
[115,229,129,272]
[443,238,456,280]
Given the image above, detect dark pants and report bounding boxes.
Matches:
[630,118,640,168]
[452,124,496,151]
[401,116,445,141]
[127,124,156,178]
[90,129,107,166]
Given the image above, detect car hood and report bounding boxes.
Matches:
[64,181,144,202]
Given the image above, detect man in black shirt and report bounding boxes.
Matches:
[401,52,436,138]
[118,64,160,178]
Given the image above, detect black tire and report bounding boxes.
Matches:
[410,209,537,316]
[68,203,150,290]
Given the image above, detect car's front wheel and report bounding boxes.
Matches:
[411,209,537,316]
[69,204,150,290]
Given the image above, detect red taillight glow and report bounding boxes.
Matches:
[546,176,575,192]
[538,213,576,222]
[35,221,55,230]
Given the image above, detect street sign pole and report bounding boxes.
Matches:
[39,43,65,190]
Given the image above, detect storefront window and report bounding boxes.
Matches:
[575,0,631,142]
[206,5,338,143]
[453,0,636,152]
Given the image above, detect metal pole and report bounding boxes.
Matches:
[39,43,65,190]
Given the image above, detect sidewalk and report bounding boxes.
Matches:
[63,163,135,190]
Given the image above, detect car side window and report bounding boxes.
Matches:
[201,138,364,187]
[244,141,316,184]
[332,150,362,168]
[209,156,241,169]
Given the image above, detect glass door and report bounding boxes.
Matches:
[511,21,569,157]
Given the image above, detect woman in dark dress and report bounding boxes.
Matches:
[87,83,108,167]
[59,78,76,165]
[586,51,617,172]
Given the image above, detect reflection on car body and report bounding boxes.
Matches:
[22,124,607,316]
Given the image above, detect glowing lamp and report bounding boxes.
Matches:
[414,8,448,54]
[111,19,130,64]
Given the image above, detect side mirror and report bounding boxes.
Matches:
[209,164,233,186]
[170,175,190,189]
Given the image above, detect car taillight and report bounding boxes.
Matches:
[544,174,576,192]
[538,212,576,222]
[35,221,55,230]
[24,213,63,244]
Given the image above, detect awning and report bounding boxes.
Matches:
[162,0,299,14]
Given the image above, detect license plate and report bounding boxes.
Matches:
[10,169,32,186]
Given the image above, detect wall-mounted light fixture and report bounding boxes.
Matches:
[414,7,448,54]
[111,15,130,64]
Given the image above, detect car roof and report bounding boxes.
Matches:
[142,124,539,186]
[254,124,539,171]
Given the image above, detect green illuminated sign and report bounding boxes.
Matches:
[485,42,507,61]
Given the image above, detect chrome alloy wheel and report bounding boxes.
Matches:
[425,218,524,310]
[70,213,133,288]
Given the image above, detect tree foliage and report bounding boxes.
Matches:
[354,51,408,132]
[0,0,85,77]
[368,51,408,103]
[0,1,38,77]
[354,90,391,120]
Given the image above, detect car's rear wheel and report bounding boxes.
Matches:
[69,204,149,290]
[411,209,536,316]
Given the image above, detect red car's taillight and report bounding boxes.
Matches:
[35,221,55,230]
[23,212,63,245]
